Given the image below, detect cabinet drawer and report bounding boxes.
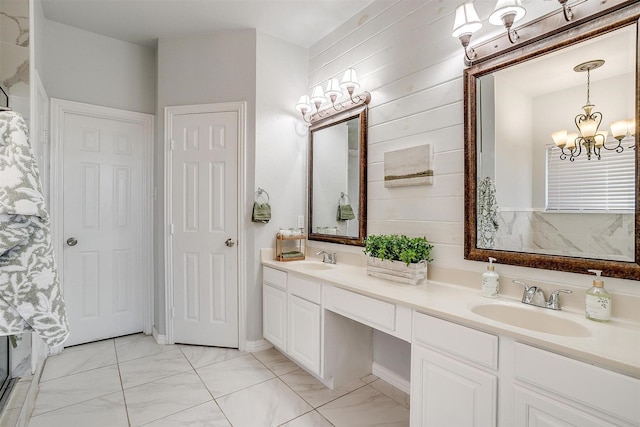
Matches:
[323,286,411,341]
[264,266,287,290]
[413,312,498,370]
[515,343,640,425]
[288,275,322,304]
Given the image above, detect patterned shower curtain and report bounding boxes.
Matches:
[0,111,69,347]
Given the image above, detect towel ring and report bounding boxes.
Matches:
[255,187,270,203]
[338,192,350,206]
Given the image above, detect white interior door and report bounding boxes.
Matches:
[170,110,239,347]
[61,107,148,346]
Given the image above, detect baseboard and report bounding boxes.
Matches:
[152,327,168,345]
[243,339,272,353]
[372,362,410,394]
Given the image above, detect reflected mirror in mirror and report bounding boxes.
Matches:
[309,105,367,246]
[476,24,636,262]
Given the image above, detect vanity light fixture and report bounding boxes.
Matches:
[551,60,632,161]
[557,0,573,22]
[452,1,483,62]
[295,68,370,124]
[489,0,526,44]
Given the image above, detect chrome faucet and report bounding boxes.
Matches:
[512,280,572,310]
[316,250,337,264]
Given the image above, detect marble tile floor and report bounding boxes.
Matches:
[27,334,410,426]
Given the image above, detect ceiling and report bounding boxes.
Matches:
[40,0,380,48]
[495,24,636,97]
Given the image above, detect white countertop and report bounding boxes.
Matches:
[262,257,640,379]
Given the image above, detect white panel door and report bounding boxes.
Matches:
[170,111,238,347]
[63,112,145,346]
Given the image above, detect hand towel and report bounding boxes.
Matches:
[280,251,305,259]
[0,111,70,347]
[252,202,271,223]
[336,204,355,221]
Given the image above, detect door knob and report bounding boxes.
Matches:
[66,237,78,247]
[225,238,235,247]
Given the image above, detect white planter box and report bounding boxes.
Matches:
[366,257,427,286]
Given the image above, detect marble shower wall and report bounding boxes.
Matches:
[0,0,29,109]
[495,210,634,261]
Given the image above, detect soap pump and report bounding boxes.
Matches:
[482,257,500,298]
[585,269,611,323]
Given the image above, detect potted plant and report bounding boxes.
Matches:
[363,234,433,285]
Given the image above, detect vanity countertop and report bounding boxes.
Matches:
[262,257,640,379]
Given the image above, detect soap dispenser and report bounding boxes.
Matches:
[482,257,500,298]
[585,269,611,323]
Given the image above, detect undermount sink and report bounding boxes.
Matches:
[293,262,334,271]
[470,302,592,337]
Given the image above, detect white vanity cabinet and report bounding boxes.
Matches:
[262,267,288,350]
[262,267,323,375]
[410,312,498,427]
[262,261,640,427]
[513,343,640,427]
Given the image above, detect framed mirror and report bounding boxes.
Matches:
[464,6,640,279]
[308,104,367,246]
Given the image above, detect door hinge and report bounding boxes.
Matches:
[42,130,49,144]
[170,224,174,235]
[170,139,175,151]
[171,306,175,318]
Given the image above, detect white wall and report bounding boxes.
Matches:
[307,0,640,377]
[254,33,307,341]
[494,77,533,208]
[41,19,155,114]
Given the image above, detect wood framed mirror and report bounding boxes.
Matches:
[308,103,368,246]
[464,4,640,280]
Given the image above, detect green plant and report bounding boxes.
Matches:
[364,234,433,265]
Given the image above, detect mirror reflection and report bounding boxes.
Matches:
[476,24,636,262]
[309,106,367,246]
[312,117,360,237]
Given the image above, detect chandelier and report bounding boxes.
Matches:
[551,60,634,161]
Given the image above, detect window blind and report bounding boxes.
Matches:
[546,145,635,211]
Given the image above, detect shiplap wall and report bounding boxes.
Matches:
[309,1,467,269]
[307,0,640,295]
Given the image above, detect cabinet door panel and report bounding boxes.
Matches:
[514,386,620,427]
[411,345,497,427]
[263,284,287,350]
[288,295,321,375]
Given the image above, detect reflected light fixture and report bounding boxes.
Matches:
[452,1,483,62]
[295,68,370,124]
[489,0,526,44]
[551,60,635,161]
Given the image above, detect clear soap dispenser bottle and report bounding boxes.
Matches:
[585,269,611,323]
[482,257,499,298]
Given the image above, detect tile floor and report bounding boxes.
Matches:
[27,334,410,426]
